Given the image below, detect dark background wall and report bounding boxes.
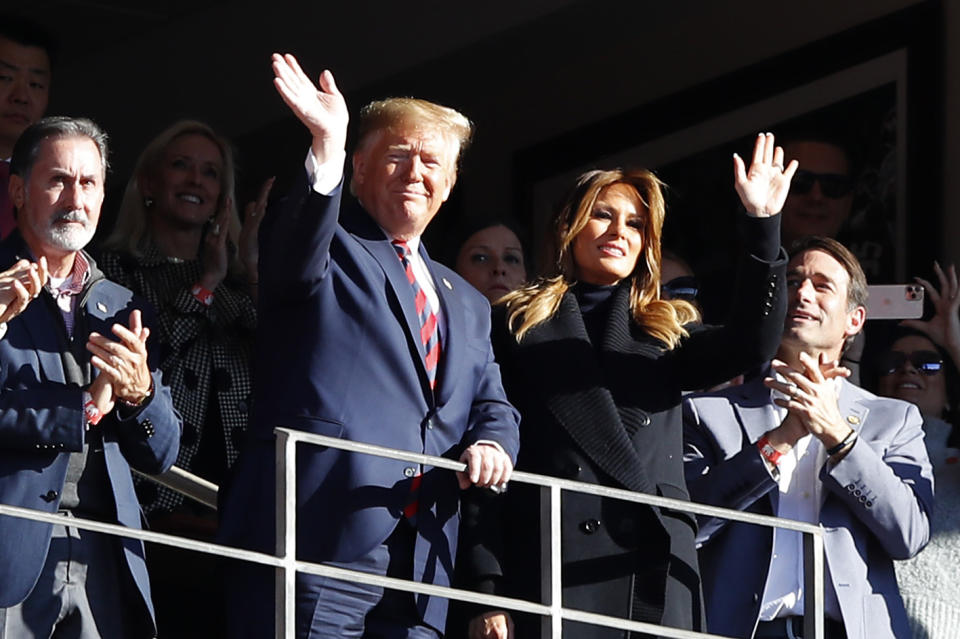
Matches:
[13,0,956,272]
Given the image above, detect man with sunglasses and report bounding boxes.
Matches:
[779,138,856,249]
[683,236,933,639]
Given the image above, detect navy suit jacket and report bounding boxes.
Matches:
[683,376,933,639]
[218,174,520,628]
[0,238,181,631]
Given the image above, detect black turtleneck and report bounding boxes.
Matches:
[573,281,617,350]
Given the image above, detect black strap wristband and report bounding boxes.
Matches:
[826,429,857,456]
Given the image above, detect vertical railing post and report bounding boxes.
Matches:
[275,430,297,639]
[549,484,562,639]
[802,528,825,639]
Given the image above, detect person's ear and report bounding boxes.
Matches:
[8,174,25,212]
[352,150,367,189]
[845,305,866,338]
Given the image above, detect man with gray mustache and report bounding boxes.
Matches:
[0,116,182,638]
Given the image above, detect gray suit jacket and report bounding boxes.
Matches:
[682,375,933,639]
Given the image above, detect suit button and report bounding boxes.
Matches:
[403,467,416,478]
[854,489,861,496]
[580,519,601,534]
[846,483,856,491]
[753,593,760,603]
[865,501,873,508]
[639,413,651,427]
[41,490,59,503]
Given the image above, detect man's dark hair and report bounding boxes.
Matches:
[10,116,109,183]
[779,124,863,180]
[0,14,58,67]
[787,235,868,311]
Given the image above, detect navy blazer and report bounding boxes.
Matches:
[683,376,933,639]
[218,174,520,628]
[0,238,181,631]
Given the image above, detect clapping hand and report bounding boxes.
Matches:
[0,257,48,324]
[271,53,349,165]
[238,176,275,286]
[734,132,799,217]
[765,352,851,453]
[87,309,153,406]
[199,196,233,293]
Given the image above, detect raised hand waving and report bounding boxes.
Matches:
[271,53,349,164]
[733,132,798,217]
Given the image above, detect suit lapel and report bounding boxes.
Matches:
[18,292,67,384]
[731,375,780,445]
[730,375,781,512]
[2,235,67,384]
[519,290,655,494]
[819,380,869,509]
[419,245,462,406]
[343,203,432,399]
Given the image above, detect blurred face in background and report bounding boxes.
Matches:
[780,141,854,246]
[660,254,698,302]
[0,36,50,157]
[146,133,224,229]
[877,334,948,419]
[455,224,526,303]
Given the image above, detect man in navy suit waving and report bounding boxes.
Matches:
[219,54,520,638]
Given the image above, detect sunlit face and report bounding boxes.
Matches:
[352,123,457,241]
[0,36,50,157]
[781,249,864,358]
[877,335,948,419]
[455,224,526,303]
[146,133,224,229]
[781,141,853,245]
[9,136,103,261]
[571,183,645,286]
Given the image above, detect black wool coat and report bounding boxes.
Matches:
[463,216,786,638]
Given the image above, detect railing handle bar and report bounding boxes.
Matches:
[275,429,297,639]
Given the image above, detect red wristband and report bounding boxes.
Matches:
[191,283,214,306]
[756,436,782,466]
[84,399,103,426]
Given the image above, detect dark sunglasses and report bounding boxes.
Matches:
[663,276,699,301]
[877,350,944,376]
[790,170,854,199]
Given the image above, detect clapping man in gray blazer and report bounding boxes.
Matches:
[683,236,933,639]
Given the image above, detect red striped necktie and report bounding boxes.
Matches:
[391,240,441,390]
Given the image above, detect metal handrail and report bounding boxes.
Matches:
[272,429,826,639]
[133,465,219,510]
[0,431,826,639]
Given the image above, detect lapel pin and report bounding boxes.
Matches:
[847,415,860,425]
[96,302,108,313]
[442,278,453,290]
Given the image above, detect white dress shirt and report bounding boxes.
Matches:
[759,374,842,621]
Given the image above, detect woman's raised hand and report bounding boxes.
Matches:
[733,132,798,217]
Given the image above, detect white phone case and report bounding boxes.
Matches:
[866,284,924,320]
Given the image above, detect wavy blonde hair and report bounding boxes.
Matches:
[101,120,241,271]
[502,168,700,348]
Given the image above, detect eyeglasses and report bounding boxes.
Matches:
[876,350,944,376]
[790,170,854,199]
[662,276,699,301]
